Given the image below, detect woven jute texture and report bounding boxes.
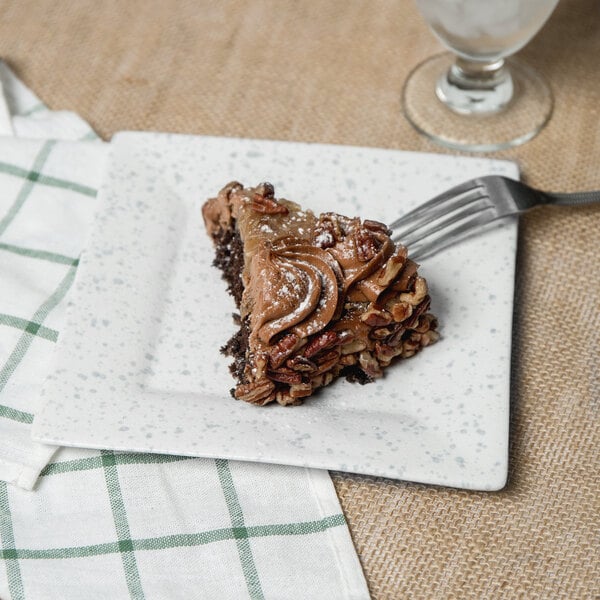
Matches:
[1,0,598,598]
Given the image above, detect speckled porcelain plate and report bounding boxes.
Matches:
[32,132,518,490]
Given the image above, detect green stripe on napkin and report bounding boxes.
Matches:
[0,510,346,560]
[101,451,146,599]
[0,140,56,236]
[0,242,79,266]
[0,265,77,424]
[216,459,265,600]
[0,481,25,600]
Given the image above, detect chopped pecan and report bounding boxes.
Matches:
[289,382,313,398]
[312,218,337,248]
[310,371,334,389]
[363,219,392,236]
[340,339,367,355]
[315,348,340,364]
[254,182,275,197]
[249,353,269,380]
[403,296,431,328]
[336,330,355,345]
[314,349,341,373]
[361,307,393,327]
[303,330,339,358]
[399,276,428,306]
[358,350,382,378]
[385,326,406,348]
[313,213,350,248]
[374,342,400,364]
[399,333,423,358]
[267,368,303,385]
[355,228,380,262]
[413,312,437,333]
[286,355,317,372]
[389,300,413,323]
[339,354,357,366]
[269,333,300,369]
[421,329,440,346]
[370,326,393,340]
[276,390,301,406]
[375,247,408,287]
[392,259,418,292]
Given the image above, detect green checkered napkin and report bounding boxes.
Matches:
[0,63,369,599]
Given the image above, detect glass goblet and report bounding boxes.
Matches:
[403,0,560,152]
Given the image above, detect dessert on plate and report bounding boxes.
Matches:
[202,182,439,406]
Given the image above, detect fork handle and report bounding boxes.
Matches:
[541,189,600,206]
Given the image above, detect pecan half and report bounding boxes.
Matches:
[303,330,339,358]
[314,349,341,373]
[235,379,275,404]
[251,196,289,215]
[267,368,303,385]
[286,355,317,372]
[251,183,288,214]
[310,371,334,389]
[289,382,313,399]
[269,333,300,369]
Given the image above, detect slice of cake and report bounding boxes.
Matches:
[202,181,439,406]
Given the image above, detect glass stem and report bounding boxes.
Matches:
[449,58,508,91]
[437,57,514,115]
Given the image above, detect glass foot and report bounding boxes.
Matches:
[402,52,553,152]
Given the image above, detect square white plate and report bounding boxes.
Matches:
[33,132,518,490]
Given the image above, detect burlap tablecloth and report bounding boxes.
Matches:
[1,1,598,597]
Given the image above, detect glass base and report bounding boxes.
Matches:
[402,52,553,152]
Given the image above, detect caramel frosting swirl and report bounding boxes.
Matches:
[312,213,395,292]
[246,240,340,345]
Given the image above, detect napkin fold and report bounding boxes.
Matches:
[0,62,369,600]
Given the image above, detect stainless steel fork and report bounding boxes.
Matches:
[389,176,600,260]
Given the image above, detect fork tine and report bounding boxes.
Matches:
[392,188,489,242]
[409,211,502,260]
[398,200,494,247]
[388,178,486,231]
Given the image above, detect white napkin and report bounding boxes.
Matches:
[0,62,104,489]
[0,62,369,599]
